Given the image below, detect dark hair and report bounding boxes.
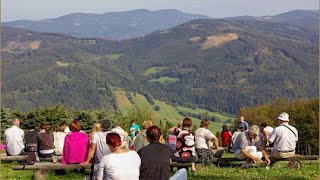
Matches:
[260,123,268,128]
[182,117,192,128]
[146,125,161,142]
[131,120,135,124]
[39,123,48,130]
[200,119,210,128]
[101,119,111,131]
[106,133,122,148]
[223,124,228,131]
[57,122,67,132]
[69,120,81,132]
[27,122,36,130]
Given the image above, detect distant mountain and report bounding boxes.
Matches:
[225,10,318,29]
[3,9,210,40]
[1,18,318,114]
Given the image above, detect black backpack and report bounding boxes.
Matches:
[25,152,36,165]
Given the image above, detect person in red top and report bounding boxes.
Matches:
[221,124,232,148]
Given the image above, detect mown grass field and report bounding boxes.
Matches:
[113,89,233,133]
[1,153,318,180]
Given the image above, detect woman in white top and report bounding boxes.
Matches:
[96,132,141,180]
[53,122,68,155]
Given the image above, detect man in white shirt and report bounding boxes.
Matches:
[269,112,298,159]
[4,118,25,155]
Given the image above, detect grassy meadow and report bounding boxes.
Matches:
[113,89,233,133]
[1,152,318,180]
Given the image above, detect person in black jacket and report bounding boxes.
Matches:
[138,125,173,180]
[25,122,38,152]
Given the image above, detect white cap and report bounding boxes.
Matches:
[277,112,289,122]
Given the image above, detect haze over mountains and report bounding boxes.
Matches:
[224,10,318,29]
[3,9,318,40]
[1,9,318,114]
[3,9,210,40]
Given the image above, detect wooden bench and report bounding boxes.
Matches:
[0,155,62,162]
[12,162,92,179]
[12,162,91,170]
[217,155,319,169]
[169,162,193,172]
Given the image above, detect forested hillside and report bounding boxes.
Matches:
[1,18,318,114]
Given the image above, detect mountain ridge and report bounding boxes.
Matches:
[1,16,318,114]
[3,9,210,40]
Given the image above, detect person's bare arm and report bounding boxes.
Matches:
[262,131,270,146]
[212,136,220,149]
[259,145,271,165]
[80,143,96,167]
[168,127,177,134]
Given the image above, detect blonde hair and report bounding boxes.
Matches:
[142,120,153,129]
[89,122,102,138]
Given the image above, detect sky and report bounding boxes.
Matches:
[2,0,319,22]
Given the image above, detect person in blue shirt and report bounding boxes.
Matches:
[129,120,140,140]
[238,116,249,131]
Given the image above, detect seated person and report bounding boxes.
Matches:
[138,125,173,180]
[80,119,112,179]
[195,119,224,165]
[221,124,232,148]
[269,112,298,160]
[230,125,245,151]
[232,125,270,168]
[111,122,127,149]
[53,122,68,155]
[4,118,25,156]
[37,123,55,157]
[25,122,38,152]
[96,133,141,180]
[89,122,102,140]
[169,117,197,171]
[260,123,274,147]
[62,120,89,164]
[134,120,153,152]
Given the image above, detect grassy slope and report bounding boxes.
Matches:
[114,89,232,133]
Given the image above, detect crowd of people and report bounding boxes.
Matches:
[3,112,298,179]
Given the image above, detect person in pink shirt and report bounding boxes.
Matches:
[62,120,89,164]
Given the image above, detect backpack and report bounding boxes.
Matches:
[168,134,177,150]
[25,152,36,165]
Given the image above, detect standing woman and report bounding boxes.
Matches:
[96,133,141,180]
[62,120,89,164]
[37,123,55,157]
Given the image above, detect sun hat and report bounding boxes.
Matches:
[277,112,289,122]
